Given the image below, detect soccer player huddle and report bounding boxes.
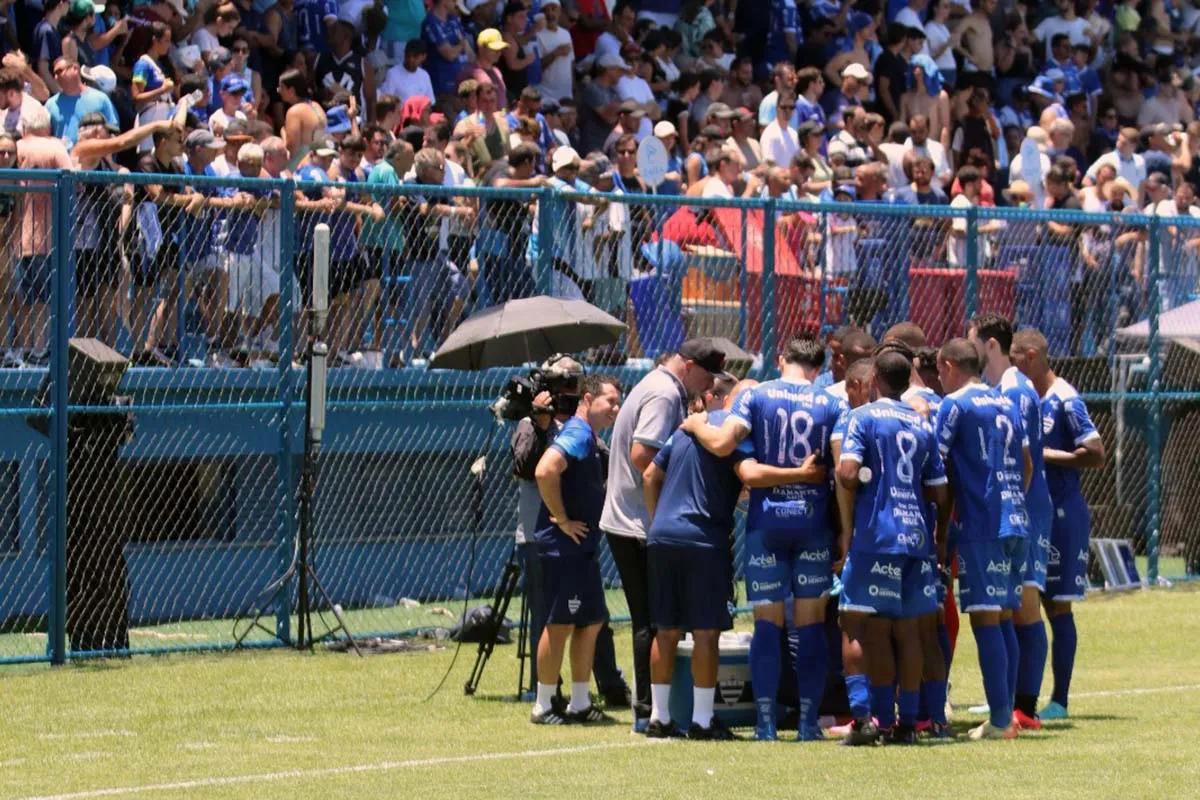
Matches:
[527,317,1103,744]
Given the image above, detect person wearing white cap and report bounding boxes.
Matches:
[654,120,684,195]
[536,0,575,103]
[580,53,626,153]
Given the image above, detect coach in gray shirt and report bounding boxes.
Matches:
[601,338,729,729]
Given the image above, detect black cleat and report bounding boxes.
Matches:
[531,707,572,725]
[687,717,738,741]
[645,719,683,739]
[840,717,881,746]
[567,704,615,724]
[888,724,919,745]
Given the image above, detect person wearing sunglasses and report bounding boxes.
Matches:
[760,89,800,168]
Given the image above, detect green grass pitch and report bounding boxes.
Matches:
[0,585,1196,799]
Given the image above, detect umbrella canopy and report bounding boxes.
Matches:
[429,296,627,370]
[708,336,754,377]
[1116,299,1200,342]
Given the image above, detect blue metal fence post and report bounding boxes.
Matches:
[762,199,777,374]
[49,172,73,664]
[1146,216,1163,583]
[964,205,979,322]
[275,181,296,643]
[535,188,554,295]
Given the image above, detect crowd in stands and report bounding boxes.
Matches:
[0,0,1196,367]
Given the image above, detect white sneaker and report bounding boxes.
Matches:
[967,721,1018,741]
[967,703,991,715]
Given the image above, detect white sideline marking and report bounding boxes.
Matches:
[38,730,135,741]
[21,684,1200,800]
[20,740,655,800]
[1072,683,1200,699]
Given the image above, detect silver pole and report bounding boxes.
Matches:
[310,223,330,443]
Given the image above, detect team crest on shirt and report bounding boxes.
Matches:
[568,596,581,615]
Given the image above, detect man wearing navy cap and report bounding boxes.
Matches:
[208,73,250,138]
[601,337,729,732]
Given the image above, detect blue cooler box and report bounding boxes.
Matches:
[668,632,757,729]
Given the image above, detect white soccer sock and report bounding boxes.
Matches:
[650,683,672,724]
[533,682,557,716]
[693,687,716,729]
[568,681,591,712]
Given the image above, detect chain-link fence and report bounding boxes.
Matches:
[0,168,1195,665]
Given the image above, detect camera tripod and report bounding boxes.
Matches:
[463,546,533,698]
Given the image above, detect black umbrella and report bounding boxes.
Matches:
[429,296,627,370]
[708,336,754,377]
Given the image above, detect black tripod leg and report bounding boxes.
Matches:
[464,554,522,695]
[517,578,531,699]
[305,567,364,657]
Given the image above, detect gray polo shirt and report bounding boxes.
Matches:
[600,367,689,540]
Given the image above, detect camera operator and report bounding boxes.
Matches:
[511,355,630,706]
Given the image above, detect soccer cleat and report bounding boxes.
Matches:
[914,720,933,734]
[645,719,683,739]
[839,717,881,747]
[1039,701,1069,721]
[967,721,1018,741]
[753,721,778,741]
[688,718,738,741]
[930,722,955,740]
[888,724,919,745]
[567,705,614,724]
[1013,709,1042,731]
[632,716,651,734]
[967,703,991,715]
[531,708,572,725]
[797,724,825,742]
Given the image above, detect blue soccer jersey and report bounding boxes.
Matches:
[935,382,1030,543]
[731,378,846,537]
[840,398,947,557]
[533,416,606,555]
[648,410,750,550]
[296,0,337,52]
[997,367,1053,533]
[1041,377,1100,507]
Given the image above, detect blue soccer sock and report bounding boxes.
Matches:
[1049,613,1078,709]
[938,621,952,673]
[1015,620,1049,708]
[898,689,920,727]
[972,623,1012,729]
[871,684,896,730]
[794,623,827,731]
[924,680,948,725]
[750,620,782,729]
[918,683,930,723]
[846,673,871,719]
[1000,618,1019,709]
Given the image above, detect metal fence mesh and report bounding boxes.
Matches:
[0,171,1195,664]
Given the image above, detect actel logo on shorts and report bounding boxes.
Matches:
[748,553,777,568]
[797,548,830,562]
[986,560,1011,575]
[870,562,902,580]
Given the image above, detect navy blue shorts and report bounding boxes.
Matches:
[957,537,1025,613]
[648,544,733,632]
[1047,495,1090,602]
[744,528,832,604]
[839,553,933,619]
[17,254,53,305]
[537,549,607,627]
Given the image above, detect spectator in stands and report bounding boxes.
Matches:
[43,57,113,145]
[466,28,509,104]
[380,39,435,103]
[580,54,625,154]
[422,0,470,104]
[760,90,799,168]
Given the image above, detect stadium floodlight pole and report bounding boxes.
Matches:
[295,223,361,655]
